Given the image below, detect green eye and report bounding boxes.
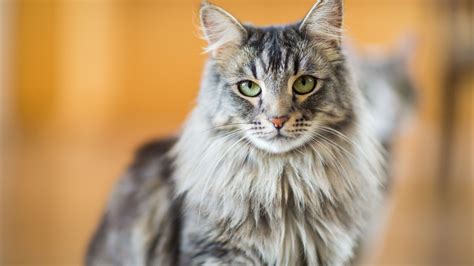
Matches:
[293,75,317,95]
[238,80,261,97]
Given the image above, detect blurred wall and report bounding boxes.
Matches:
[1,0,472,265]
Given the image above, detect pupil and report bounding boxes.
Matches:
[301,78,306,85]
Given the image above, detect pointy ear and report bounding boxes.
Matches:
[299,0,344,47]
[200,2,247,56]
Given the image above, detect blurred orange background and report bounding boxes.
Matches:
[0,0,472,265]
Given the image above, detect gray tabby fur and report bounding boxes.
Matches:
[87,1,386,265]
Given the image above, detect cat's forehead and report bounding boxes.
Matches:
[245,24,302,48]
[218,24,335,82]
[228,24,307,77]
[244,25,304,58]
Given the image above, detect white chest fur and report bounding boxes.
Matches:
[172,111,383,265]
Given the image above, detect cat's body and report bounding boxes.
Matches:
[87,1,386,265]
[88,118,382,265]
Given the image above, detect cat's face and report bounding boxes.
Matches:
[200,0,355,153]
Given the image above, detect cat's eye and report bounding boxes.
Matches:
[293,75,317,95]
[238,80,261,97]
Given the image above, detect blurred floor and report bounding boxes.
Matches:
[1,0,472,265]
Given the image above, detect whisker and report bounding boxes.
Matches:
[310,138,350,180]
[313,125,384,175]
[310,131,377,182]
[200,122,253,133]
[315,125,366,154]
[209,128,243,140]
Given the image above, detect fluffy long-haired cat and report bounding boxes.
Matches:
[87,1,386,265]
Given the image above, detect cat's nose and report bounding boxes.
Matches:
[269,116,289,129]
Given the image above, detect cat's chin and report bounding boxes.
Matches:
[248,135,311,154]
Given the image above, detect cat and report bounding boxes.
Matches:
[87,1,386,265]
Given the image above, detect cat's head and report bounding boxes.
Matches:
[198,0,358,154]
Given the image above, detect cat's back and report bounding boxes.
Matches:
[87,137,180,266]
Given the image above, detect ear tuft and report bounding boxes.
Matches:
[299,0,344,46]
[200,2,246,56]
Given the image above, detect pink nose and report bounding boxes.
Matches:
[269,116,289,129]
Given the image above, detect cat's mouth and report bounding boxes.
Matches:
[245,130,312,154]
[271,133,292,140]
[254,127,303,143]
